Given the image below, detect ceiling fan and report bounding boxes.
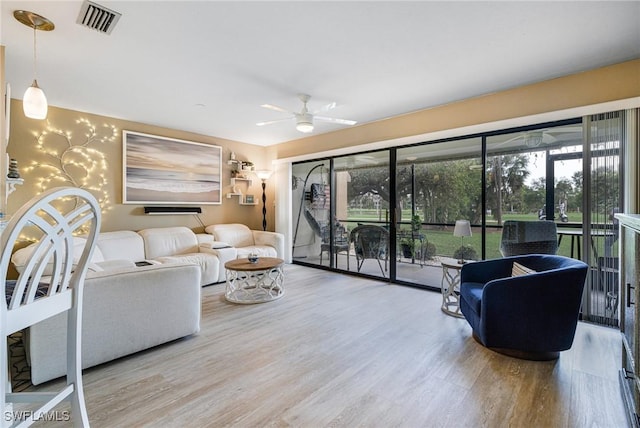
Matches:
[498,130,559,148]
[256,93,357,133]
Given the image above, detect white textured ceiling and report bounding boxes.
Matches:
[1,1,639,146]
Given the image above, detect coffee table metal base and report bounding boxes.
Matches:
[225,266,284,304]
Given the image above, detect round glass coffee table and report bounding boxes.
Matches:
[224,257,284,304]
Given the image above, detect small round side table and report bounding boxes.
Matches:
[439,257,467,318]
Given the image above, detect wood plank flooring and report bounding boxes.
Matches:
[29,264,627,427]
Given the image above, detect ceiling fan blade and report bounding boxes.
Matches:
[313,102,337,114]
[315,116,357,126]
[260,104,291,114]
[541,133,558,144]
[256,117,292,126]
[494,135,520,147]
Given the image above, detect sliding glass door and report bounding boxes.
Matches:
[290,113,626,326]
[290,151,392,281]
[291,161,331,267]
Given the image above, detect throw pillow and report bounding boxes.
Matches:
[512,261,536,277]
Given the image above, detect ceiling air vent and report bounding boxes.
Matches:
[77,0,121,35]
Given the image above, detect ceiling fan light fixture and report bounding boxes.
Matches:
[259,94,355,134]
[296,114,314,133]
[524,131,544,148]
[23,80,48,119]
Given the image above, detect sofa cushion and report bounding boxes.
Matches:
[205,224,255,248]
[139,227,199,259]
[90,259,137,273]
[155,253,219,285]
[236,246,277,258]
[11,237,105,275]
[96,230,146,262]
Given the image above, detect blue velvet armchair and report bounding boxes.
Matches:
[459,254,588,360]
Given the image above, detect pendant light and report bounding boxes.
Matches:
[14,10,55,120]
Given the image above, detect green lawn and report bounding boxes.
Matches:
[341,209,609,262]
[344,208,583,224]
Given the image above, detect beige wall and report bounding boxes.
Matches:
[7,101,274,232]
[272,59,640,159]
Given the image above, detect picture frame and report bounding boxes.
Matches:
[123,131,222,204]
[244,195,254,204]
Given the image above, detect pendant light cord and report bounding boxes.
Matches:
[32,24,38,81]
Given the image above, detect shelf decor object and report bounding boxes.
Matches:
[254,170,273,231]
[123,131,222,204]
[7,158,20,178]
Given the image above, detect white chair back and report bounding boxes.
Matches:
[1,187,100,427]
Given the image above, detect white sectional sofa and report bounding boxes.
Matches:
[12,226,237,287]
[12,224,283,385]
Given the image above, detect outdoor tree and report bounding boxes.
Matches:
[555,177,574,212]
[486,154,530,225]
[570,171,583,212]
[413,160,481,224]
[590,166,620,213]
[523,177,546,213]
[347,166,392,220]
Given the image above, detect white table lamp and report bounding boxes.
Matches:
[453,220,472,264]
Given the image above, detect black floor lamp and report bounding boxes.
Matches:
[254,170,273,231]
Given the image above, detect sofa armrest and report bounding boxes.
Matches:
[27,262,201,385]
[199,245,237,282]
[252,230,285,258]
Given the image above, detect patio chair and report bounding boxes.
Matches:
[350,224,389,277]
[500,220,558,256]
[303,208,350,268]
[1,187,101,427]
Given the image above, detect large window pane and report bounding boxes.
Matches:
[486,124,583,258]
[395,139,482,287]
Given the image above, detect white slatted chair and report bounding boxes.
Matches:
[0,187,101,427]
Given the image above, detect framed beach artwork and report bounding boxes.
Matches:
[122,131,222,204]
